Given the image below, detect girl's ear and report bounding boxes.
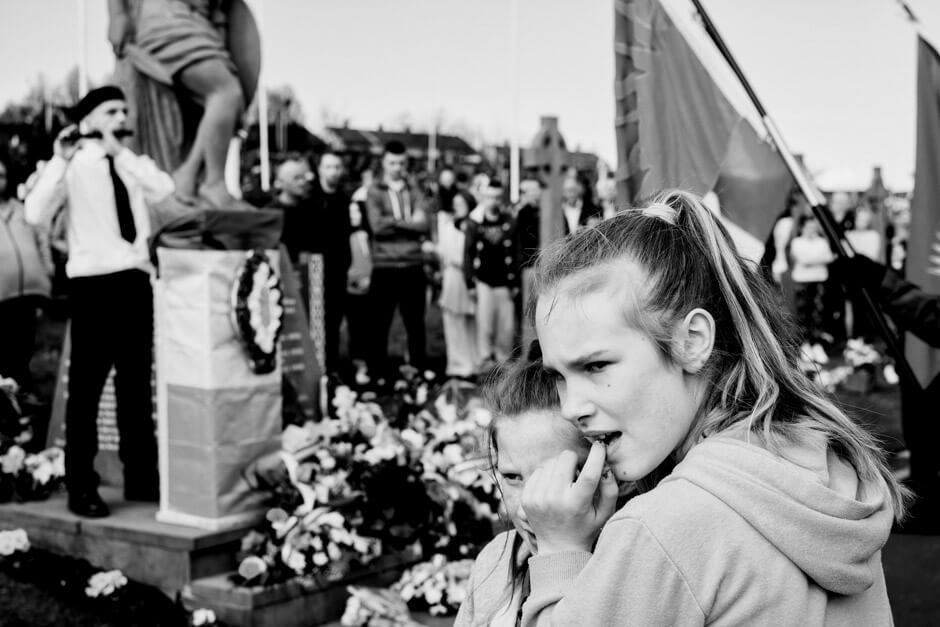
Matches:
[676,308,715,374]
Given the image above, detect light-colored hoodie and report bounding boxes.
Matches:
[456,529,531,627]
[522,435,896,626]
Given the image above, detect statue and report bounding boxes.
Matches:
[108,0,260,210]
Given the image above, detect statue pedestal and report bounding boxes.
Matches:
[154,247,282,530]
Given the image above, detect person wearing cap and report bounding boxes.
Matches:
[25,85,174,518]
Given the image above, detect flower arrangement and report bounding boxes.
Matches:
[341,585,419,627]
[0,377,66,503]
[236,368,500,600]
[0,529,30,556]
[395,554,474,616]
[85,569,128,598]
[231,249,284,374]
[803,338,898,394]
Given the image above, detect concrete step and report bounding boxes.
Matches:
[0,487,251,596]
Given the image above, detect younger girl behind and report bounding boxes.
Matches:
[454,356,596,627]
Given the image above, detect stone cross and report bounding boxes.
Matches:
[524,116,569,248]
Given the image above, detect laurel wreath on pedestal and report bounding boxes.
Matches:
[231,250,284,375]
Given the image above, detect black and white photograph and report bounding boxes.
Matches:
[0,0,938,625]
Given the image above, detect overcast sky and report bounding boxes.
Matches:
[1,0,939,190]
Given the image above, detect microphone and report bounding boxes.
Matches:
[63,129,135,143]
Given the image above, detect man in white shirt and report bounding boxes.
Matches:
[26,86,174,517]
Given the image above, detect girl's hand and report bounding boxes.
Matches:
[521,441,620,554]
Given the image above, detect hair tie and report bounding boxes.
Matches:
[641,202,677,225]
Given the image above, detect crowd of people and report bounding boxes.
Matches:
[263,138,617,387]
[762,189,909,364]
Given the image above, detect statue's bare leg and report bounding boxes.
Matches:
[176,58,244,209]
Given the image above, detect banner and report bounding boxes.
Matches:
[614,0,791,250]
[907,36,940,388]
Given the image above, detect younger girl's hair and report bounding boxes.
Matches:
[471,355,582,623]
[532,189,908,518]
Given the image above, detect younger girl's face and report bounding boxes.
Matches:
[536,261,706,483]
[495,410,588,552]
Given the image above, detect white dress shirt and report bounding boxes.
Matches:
[563,200,582,234]
[25,142,174,278]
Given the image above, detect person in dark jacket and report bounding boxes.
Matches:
[308,152,353,375]
[365,141,430,378]
[833,254,940,533]
[0,158,51,389]
[464,180,519,370]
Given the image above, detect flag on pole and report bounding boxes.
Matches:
[614,0,791,252]
[907,36,940,387]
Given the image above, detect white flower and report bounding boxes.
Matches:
[0,529,29,556]
[237,555,268,581]
[327,542,342,561]
[282,546,307,574]
[1,446,26,474]
[192,608,217,626]
[313,551,329,567]
[26,455,53,485]
[400,428,425,450]
[85,570,127,598]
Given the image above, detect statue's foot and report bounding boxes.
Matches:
[198,182,254,211]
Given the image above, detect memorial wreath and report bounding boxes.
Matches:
[231,250,285,375]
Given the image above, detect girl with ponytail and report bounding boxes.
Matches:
[518,190,906,626]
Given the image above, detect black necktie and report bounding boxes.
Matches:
[107,156,136,243]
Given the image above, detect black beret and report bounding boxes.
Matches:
[67,85,126,122]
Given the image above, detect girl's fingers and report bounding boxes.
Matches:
[573,442,607,497]
[596,465,620,520]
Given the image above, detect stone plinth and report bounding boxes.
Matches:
[0,488,251,596]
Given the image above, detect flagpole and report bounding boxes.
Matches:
[254,0,270,192]
[76,0,88,97]
[509,0,521,203]
[689,0,922,393]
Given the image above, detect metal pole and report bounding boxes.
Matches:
[76,0,88,97]
[254,0,270,192]
[509,0,521,203]
[689,0,922,393]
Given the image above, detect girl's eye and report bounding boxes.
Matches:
[499,472,522,484]
[585,361,609,373]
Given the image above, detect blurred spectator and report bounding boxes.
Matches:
[514,178,543,348]
[790,215,835,363]
[366,141,430,378]
[308,152,353,375]
[561,174,601,235]
[845,204,883,341]
[437,191,479,379]
[434,167,458,215]
[269,157,315,264]
[465,180,518,371]
[0,158,51,390]
[846,204,882,262]
[346,198,372,385]
[596,175,618,220]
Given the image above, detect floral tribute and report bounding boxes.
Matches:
[231,249,284,375]
[235,367,501,613]
[0,377,65,503]
[801,339,897,394]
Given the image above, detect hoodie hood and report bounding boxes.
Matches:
[663,435,894,595]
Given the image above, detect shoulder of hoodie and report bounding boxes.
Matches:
[603,466,771,578]
[464,529,520,607]
[471,529,518,579]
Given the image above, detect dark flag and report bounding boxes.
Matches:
[614,0,791,253]
[907,36,940,387]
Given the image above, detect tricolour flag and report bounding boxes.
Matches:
[614,0,792,259]
[907,36,940,388]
